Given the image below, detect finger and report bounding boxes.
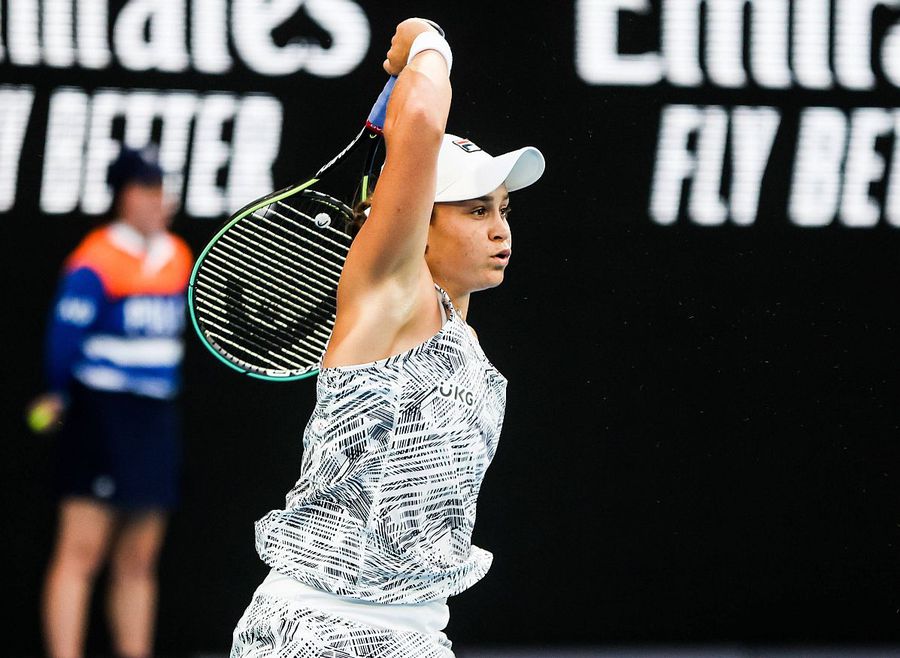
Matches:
[383,45,405,76]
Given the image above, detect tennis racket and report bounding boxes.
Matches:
[188,78,397,381]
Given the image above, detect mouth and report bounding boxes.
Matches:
[492,249,511,263]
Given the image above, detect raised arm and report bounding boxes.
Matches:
[322,18,452,367]
[342,19,451,287]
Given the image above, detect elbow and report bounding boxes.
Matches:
[384,73,450,144]
[403,102,446,141]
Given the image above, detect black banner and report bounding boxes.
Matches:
[3,1,899,654]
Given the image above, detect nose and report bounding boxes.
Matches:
[489,209,510,242]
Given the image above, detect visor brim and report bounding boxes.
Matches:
[434,146,545,203]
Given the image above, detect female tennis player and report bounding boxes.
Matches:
[231,17,544,656]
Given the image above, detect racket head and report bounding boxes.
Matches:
[188,183,356,381]
[190,78,394,382]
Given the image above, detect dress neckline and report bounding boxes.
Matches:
[434,283,456,321]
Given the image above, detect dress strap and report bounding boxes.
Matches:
[433,283,455,321]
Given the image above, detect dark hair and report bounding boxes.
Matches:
[102,145,164,223]
[108,146,163,195]
[348,199,371,238]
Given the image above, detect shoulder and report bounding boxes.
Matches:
[63,227,115,292]
[59,265,106,297]
[65,226,113,269]
[64,225,137,295]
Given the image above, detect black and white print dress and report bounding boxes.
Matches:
[232,286,507,657]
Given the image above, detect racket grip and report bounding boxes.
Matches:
[366,76,397,133]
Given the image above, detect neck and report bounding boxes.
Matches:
[453,293,470,321]
[435,279,470,321]
[118,218,162,240]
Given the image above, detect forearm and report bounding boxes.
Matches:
[44,322,83,395]
[347,21,452,281]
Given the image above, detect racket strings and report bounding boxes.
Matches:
[262,206,349,273]
[196,290,325,369]
[212,233,339,316]
[233,215,344,293]
[198,309,322,367]
[192,193,354,375]
[196,265,333,351]
[196,264,335,371]
[198,262,333,337]
[196,304,316,370]
[272,197,356,247]
[197,249,338,343]
[200,248,336,329]
[225,225,338,300]
[195,272,329,356]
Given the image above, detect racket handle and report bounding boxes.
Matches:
[366,76,397,133]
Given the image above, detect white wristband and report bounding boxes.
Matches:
[407,31,453,74]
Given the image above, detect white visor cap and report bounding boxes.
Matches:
[434,134,545,203]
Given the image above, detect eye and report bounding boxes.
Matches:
[501,206,512,220]
[471,206,487,216]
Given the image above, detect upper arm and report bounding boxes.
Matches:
[321,24,453,366]
[45,266,105,391]
[51,266,105,330]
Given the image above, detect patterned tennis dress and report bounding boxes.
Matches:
[232,287,507,657]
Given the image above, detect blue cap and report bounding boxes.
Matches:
[108,146,164,195]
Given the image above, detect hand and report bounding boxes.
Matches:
[383,18,441,77]
[26,393,66,434]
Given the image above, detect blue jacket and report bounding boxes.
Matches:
[45,222,193,399]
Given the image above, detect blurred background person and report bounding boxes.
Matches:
[26,146,193,658]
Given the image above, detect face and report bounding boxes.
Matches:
[425,185,512,296]
[117,182,172,235]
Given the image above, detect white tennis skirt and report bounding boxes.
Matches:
[230,569,454,658]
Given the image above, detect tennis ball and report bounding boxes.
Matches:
[27,404,54,433]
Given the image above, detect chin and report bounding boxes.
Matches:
[476,271,505,292]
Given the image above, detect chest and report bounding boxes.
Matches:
[98,295,186,336]
[396,321,507,459]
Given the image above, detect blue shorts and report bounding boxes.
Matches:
[55,382,182,510]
